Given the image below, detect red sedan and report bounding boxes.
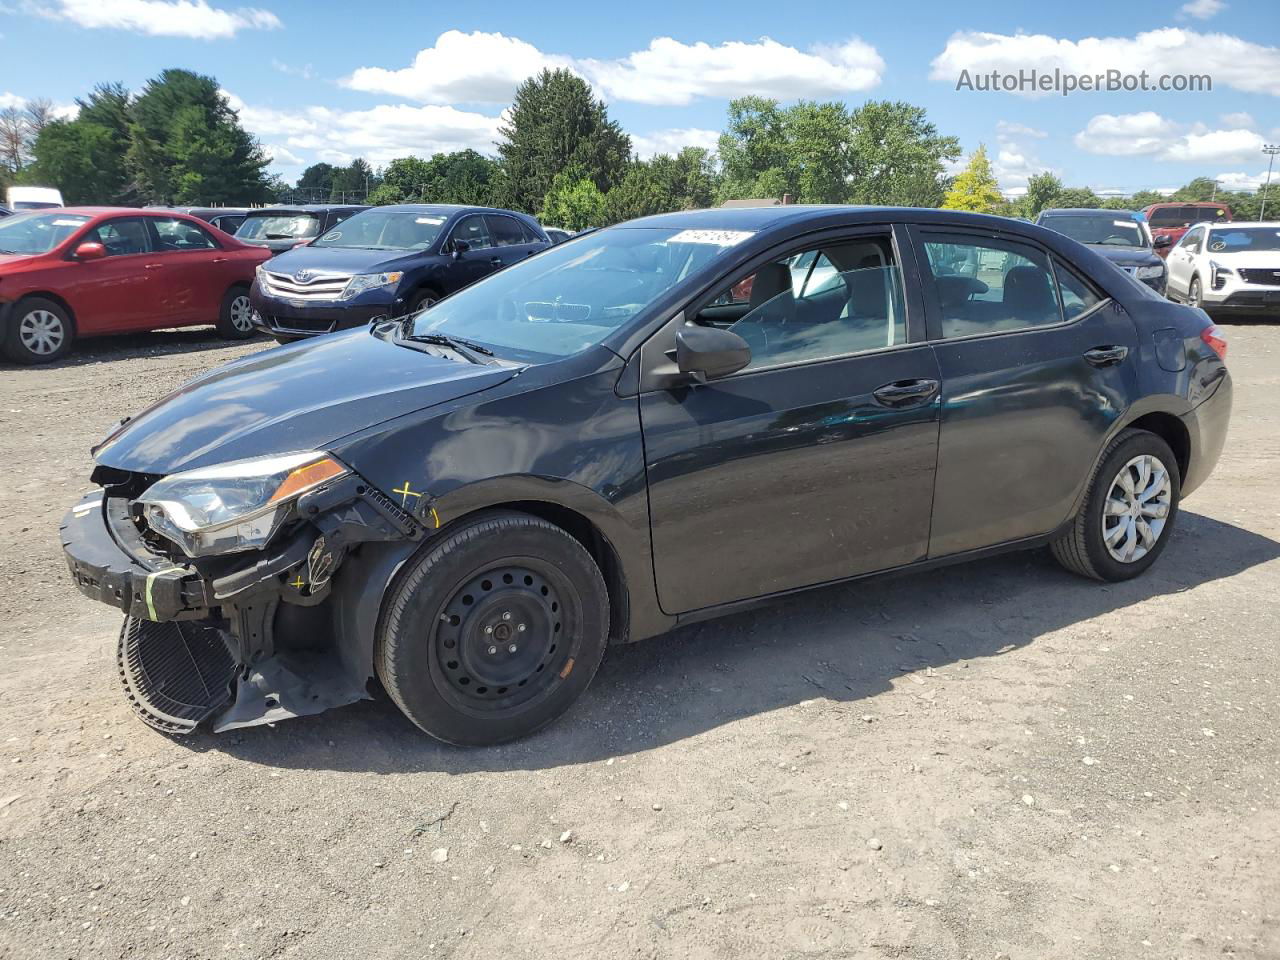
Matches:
[0,207,273,364]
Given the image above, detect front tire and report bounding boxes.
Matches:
[1188,276,1204,311]
[216,287,256,340]
[1051,429,1180,582]
[4,296,75,364]
[409,288,440,315]
[377,511,609,746]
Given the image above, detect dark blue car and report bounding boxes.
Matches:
[249,204,549,341]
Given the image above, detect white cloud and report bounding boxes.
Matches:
[630,127,720,159]
[225,91,502,169]
[1074,111,1265,162]
[343,31,884,107]
[1220,111,1254,128]
[261,143,303,167]
[992,146,1042,190]
[271,59,315,81]
[1179,0,1225,19]
[931,28,1280,97]
[996,120,1047,139]
[35,0,281,39]
[0,92,25,110]
[583,36,884,106]
[0,91,79,119]
[1213,169,1276,192]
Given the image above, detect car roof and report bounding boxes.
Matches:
[245,204,369,214]
[1204,221,1280,229]
[374,204,533,218]
[617,205,1039,233]
[1039,208,1141,218]
[34,207,204,219]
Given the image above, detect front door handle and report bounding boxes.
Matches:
[143,263,165,270]
[489,257,504,266]
[872,378,939,408]
[1084,345,1128,367]
[211,257,228,264]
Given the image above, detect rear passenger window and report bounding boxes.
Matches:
[699,234,908,372]
[1054,262,1102,321]
[922,235,1063,337]
[486,215,529,247]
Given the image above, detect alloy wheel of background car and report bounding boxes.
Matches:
[4,297,74,364]
[1100,454,1173,564]
[1051,428,1181,582]
[377,511,609,746]
[1189,277,1203,309]
[216,287,257,340]
[229,294,253,332]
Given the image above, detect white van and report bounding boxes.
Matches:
[5,186,64,210]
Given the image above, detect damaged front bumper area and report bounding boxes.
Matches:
[60,472,424,734]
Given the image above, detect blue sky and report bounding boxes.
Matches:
[1,0,1277,197]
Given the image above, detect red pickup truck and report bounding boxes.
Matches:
[1142,202,1232,257]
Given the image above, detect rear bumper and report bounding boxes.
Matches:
[1180,369,1232,499]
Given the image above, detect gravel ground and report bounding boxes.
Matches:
[0,323,1276,960]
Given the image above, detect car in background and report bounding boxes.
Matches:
[5,186,64,211]
[234,204,367,256]
[1142,202,1231,257]
[250,204,549,341]
[1165,221,1280,316]
[148,206,251,236]
[1036,208,1169,294]
[0,205,11,219]
[544,227,573,244]
[0,207,272,364]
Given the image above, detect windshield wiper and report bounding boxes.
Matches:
[403,331,496,364]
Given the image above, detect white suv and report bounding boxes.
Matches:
[1166,221,1280,316]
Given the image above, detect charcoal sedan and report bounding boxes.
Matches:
[60,207,1231,745]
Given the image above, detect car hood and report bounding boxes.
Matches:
[263,246,430,276]
[93,328,519,475]
[1203,250,1280,268]
[1089,245,1162,268]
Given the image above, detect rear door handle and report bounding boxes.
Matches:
[144,263,165,270]
[211,257,228,264]
[489,257,505,266]
[1084,345,1128,367]
[872,378,939,408]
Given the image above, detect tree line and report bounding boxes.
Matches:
[6,66,1270,226]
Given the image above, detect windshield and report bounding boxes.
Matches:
[0,211,91,254]
[236,213,320,241]
[1207,228,1280,253]
[1041,214,1148,247]
[312,209,447,250]
[407,227,753,362]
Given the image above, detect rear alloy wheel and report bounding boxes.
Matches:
[216,287,256,340]
[1051,428,1180,581]
[4,297,74,364]
[377,511,609,745]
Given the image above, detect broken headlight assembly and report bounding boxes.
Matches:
[135,452,349,558]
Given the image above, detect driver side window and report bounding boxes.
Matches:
[452,215,493,250]
[699,234,907,373]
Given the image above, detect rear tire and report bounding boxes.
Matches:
[216,287,256,340]
[4,296,75,364]
[377,511,609,746]
[1051,428,1180,582]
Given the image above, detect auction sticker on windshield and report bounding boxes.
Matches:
[668,229,755,246]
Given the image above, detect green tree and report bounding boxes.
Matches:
[717,97,792,201]
[941,145,1004,213]
[127,68,272,205]
[1018,171,1064,219]
[846,101,960,207]
[26,83,133,204]
[497,69,631,213]
[541,172,605,230]
[329,158,376,201]
[1051,186,1102,209]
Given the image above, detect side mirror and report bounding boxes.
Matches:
[1153,235,1172,248]
[73,241,106,261]
[675,326,751,382]
[451,238,470,259]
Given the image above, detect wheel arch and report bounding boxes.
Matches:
[1123,410,1191,484]
[13,290,78,332]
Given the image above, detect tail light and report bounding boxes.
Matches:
[1200,324,1227,360]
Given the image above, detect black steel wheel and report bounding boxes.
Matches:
[377,511,609,745]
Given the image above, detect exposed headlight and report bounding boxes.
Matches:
[1135,264,1164,280]
[341,272,403,300]
[136,452,349,557]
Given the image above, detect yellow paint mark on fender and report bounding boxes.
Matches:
[559,657,575,679]
[429,506,441,529]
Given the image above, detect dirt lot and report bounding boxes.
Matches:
[0,323,1277,960]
